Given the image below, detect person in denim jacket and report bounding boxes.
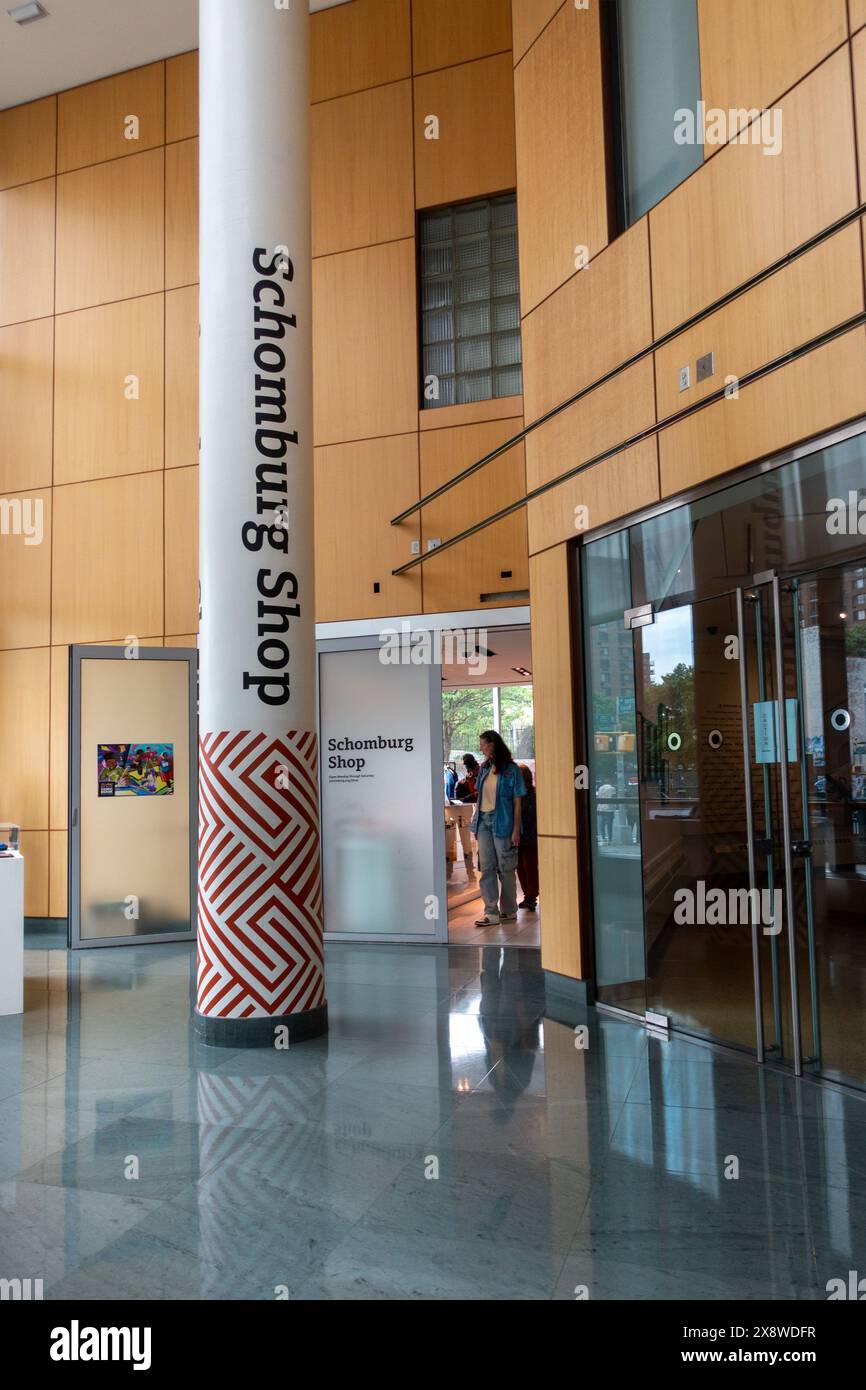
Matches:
[470,730,523,927]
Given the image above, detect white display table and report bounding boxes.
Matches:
[0,851,24,1015]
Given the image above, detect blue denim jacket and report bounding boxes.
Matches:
[470,760,523,839]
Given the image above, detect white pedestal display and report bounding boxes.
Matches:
[0,852,24,1015]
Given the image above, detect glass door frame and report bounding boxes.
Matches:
[743,572,806,1076]
[625,579,794,1064]
[628,572,816,1076]
[779,555,866,1089]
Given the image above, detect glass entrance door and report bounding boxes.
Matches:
[781,561,866,1088]
[634,592,771,1053]
[628,564,866,1088]
[581,424,866,1090]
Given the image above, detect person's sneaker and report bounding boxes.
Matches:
[499,913,517,924]
[520,900,537,911]
[475,914,499,927]
[518,899,530,909]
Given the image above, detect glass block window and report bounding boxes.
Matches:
[419,193,522,410]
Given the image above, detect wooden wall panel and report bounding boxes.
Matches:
[0,646,50,829]
[538,834,582,979]
[165,466,199,635]
[420,394,523,431]
[0,318,53,492]
[658,330,866,498]
[312,0,411,103]
[655,224,863,420]
[51,473,164,645]
[412,0,512,74]
[313,238,418,445]
[528,438,659,557]
[854,0,866,34]
[530,540,584,979]
[420,417,528,612]
[166,138,198,290]
[0,488,51,650]
[511,0,564,66]
[53,295,164,485]
[413,53,516,208]
[49,646,68,830]
[312,81,414,257]
[55,148,164,314]
[314,433,422,621]
[57,62,165,172]
[698,0,847,146]
[98,635,163,649]
[852,29,866,194]
[423,509,527,613]
[514,0,607,313]
[521,218,652,421]
[166,52,198,142]
[528,544,576,839]
[49,831,67,919]
[650,51,857,338]
[525,358,658,554]
[0,96,56,190]
[165,286,199,470]
[0,178,55,326]
[20,832,48,917]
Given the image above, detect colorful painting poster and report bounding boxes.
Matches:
[98,743,174,797]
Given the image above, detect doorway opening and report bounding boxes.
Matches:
[441,625,539,948]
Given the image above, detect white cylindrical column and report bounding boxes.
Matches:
[195,0,326,1044]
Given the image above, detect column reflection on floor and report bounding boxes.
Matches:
[2,929,866,1298]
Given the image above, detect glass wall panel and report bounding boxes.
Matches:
[582,530,645,1009]
[615,0,702,225]
[581,423,866,1088]
[499,685,535,760]
[631,433,866,610]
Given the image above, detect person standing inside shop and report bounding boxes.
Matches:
[516,763,539,911]
[455,753,479,802]
[444,761,458,803]
[453,752,480,881]
[471,730,523,927]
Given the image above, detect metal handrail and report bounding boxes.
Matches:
[391,308,866,575]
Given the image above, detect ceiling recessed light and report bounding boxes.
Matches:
[8,1,48,23]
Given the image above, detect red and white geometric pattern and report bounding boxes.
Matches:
[196,729,325,1019]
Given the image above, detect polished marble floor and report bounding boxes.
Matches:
[1,927,865,1300]
[448,896,541,948]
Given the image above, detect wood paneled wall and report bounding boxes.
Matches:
[0,52,199,919]
[0,0,525,917]
[312,0,526,623]
[512,0,866,980]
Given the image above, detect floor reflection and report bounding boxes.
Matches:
[1,930,865,1298]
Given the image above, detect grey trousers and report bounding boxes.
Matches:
[457,819,476,877]
[476,810,518,918]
